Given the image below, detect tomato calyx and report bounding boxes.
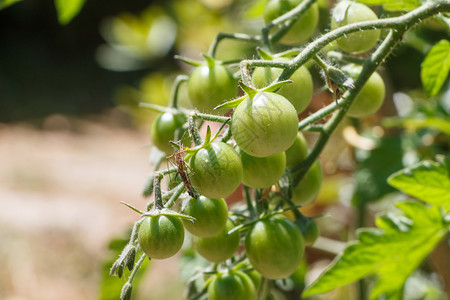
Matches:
[120,201,196,223]
[214,80,293,111]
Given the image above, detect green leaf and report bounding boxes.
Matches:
[382,116,450,136]
[54,0,86,25]
[356,0,420,11]
[421,40,450,97]
[0,0,22,10]
[303,202,448,299]
[388,160,450,206]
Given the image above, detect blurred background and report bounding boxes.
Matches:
[1,0,449,299]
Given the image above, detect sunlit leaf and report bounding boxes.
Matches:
[54,0,86,25]
[303,202,448,299]
[356,0,420,11]
[421,40,450,97]
[382,116,450,136]
[388,159,450,206]
[0,0,22,10]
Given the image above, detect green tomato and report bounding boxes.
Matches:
[187,63,237,114]
[341,64,386,118]
[245,214,305,279]
[208,270,256,300]
[331,1,380,53]
[150,112,187,154]
[285,132,309,168]
[138,215,184,260]
[239,148,286,188]
[252,59,313,113]
[231,92,298,157]
[302,218,320,245]
[181,196,228,238]
[292,160,323,206]
[194,219,240,263]
[264,0,319,44]
[189,142,243,198]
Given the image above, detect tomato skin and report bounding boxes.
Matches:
[208,270,256,300]
[284,132,309,168]
[252,59,313,113]
[189,142,243,199]
[303,218,320,245]
[239,148,286,188]
[264,0,319,44]
[138,215,184,259]
[331,1,380,53]
[245,215,305,279]
[187,64,237,114]
[342,64,386,118]
[181,196,228,238]
[231,92,298,157]
[194,219,240,263]
[150,112,186,154]
[292,160,323,206]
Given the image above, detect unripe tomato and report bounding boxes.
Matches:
[239,148,286,188]
[181,196,228,238]
[231,92,298,157]
[194,219,240,263]
[291,160,323,206]
[138,215,184,259]
[150,112,187,154]
[303,218,320,245]
[189,142,243,198]
[331,1,380,53]
[285,132,309,168]
[208,270,256,300]
[264,0,319,44]
[245,214,305,279]
[342,64,386,118]
[252,58,313,113]
[187,63,237,114]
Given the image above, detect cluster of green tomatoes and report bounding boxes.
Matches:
[115,0,387,299]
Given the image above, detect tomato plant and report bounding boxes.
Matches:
[264,0,319,44]
[138,214,184,260]
[331,1,380,53]
[207,270,256,300]
[97,0,450,299]
[245,214,305,279]
[252,58,313,113]
[239,147,286,188]
[181,196,228,237]
[189,141,243,199]
[231,91,298,157]
[194,219,240,263]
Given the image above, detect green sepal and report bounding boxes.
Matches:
[214,94,248,110]
[259,80,293,93]
[202,54,217,69]
[142,208,196,223]
[239,80,258,98]
[174,55,203,67]
[257,47,274,60]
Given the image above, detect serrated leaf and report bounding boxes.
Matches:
[356,0,420,11]
[421,40,450,97]
[388,160,450,206]
[54,0,86,25]
[0,0,22,10]
[303,202,447,299]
